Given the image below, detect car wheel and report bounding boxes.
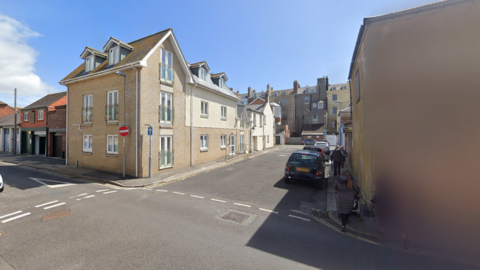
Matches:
[284,177,290,183]
[0,186,3,192]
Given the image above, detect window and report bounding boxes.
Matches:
[356,70,361,102]
[24,112,28,121]
[106,90,118,121]
[282,92,286,96]
[160,136,173,168]
[86,55,94,72]
[199,67,207,81]
[260,115,263,127]
[332,121,336,128]
[83,135,92,152]
[313,103,316,108]
[201,101,208,116]
[304,96,310,104]
[274,93,278,96]
[107,135,118,154]
[332,94,337,101]
[341,85,347,90]
[253,93,257,98]
[83,94,93,123]
[253,113,256,126]
[313,115,318,122]
[161,49,174,82]
[229,135,235,155]
[160,92,173,124]
[38,110,44,121]
[30,111,35,123]
[318,102,324,109]
[240,135,245,152]
[240,119,244,129]
[200,135,208,150]
[221,106,227,119]
[108,47,119,65]
[219,78,225,88]
[220,134,226,148]
[281,99,286,106]
[332,107,338,115]
[331,87,337,90]
[261,93,265,97]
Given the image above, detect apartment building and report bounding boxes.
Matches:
[326,83,350,134]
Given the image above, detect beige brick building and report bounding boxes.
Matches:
[326,83,350,134]
[60,29,246,177]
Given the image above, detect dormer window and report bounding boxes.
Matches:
[85,55,94,72]
[109,47,120,65]
[219,78,225,88]
[200,67,207,81]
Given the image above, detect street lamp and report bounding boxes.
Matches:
[116,71,127,178]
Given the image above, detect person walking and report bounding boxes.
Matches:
[335,168,357,232]
[330,145,344,176]
[340,146,348,169]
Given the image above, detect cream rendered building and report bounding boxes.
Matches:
[326,83,350,134]
[245,97,274,151]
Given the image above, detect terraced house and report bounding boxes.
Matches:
[60,28,243,177]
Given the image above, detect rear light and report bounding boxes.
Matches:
[316,170,322,176]
[285,164,290,171]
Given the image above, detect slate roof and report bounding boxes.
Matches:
[61,29,170,81]
[301,123,326,135]
[237,105,245,118]
[0,114,21,126]
[245,103,265,113]
[22,92,67,110]
[192,74,238,100]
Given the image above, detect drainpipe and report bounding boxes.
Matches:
[66,88,68,164]
[131,64,139,177]
[190,82,197,166]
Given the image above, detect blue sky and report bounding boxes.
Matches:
[0,0,436,107]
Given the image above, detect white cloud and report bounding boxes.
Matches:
[0,14,57,107]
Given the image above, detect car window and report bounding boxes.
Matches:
[289,154,317,165]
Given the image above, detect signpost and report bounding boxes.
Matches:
[145,124,152,178]
[118,125,129,178]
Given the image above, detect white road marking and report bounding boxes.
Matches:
[122,188,136,190]
[288,215,310,221]
[278,155,287,156]
[234,203,251,208]
[156,190,168,192]
[1,212,31,223]
[44,203,66,210]
[172,192,185,195]
[190,195,204,199]
[69,193,88,199]
[142,188,153,191]
[77,195,95,200]
[0,211,23,220]
[103,191,118,194]
[28,177,76,188]
[211,199,226,203]
[96,189,109,193]
[259,208,279,214]
[35,200,59,208]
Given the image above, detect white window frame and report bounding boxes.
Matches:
[332,107,338,115]
[160,92,173,124]
[281,99,286,106]
[84,94,93,109]
[108,46,119,65]
[313,115,318,122]
[318,102,324,109]
[160,135,173,169]
[161,49,174,82]
[199,67,207,81]
[304,96,310,104]
[24,112,28,121]
[332,121,336,128]
[107,90,119,122]
[107,135,118,154]
[332,94,338,101]
[38,109,44,121]
[229,135,235,155]
[86,55,94,72]
[221,106,227,119]
[219,78,225,88]
[200,135,208,150]
[313,103,316,108]
[83,135,92,152]
[220,134,226,149]
[201,101,208,117]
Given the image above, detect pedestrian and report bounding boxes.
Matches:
[330,145,344,176]
[340,146,348,169]
[335,169,356,232]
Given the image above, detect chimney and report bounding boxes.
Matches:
[248,87,252,98]
[236,90,239,94]
[293,80,299,94]
[317,77,328,100]
[267,84,272,96]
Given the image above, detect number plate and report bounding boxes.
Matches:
[296,167,309,173]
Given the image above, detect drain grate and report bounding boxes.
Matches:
[42,209,71,222]
[221,211,250,224]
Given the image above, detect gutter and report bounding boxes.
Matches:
[65,88,69,165]
[187,81,239,102]
[60,61,145,85]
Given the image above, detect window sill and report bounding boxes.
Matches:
[160,79,174,86]
[220,146,226,150]
[106,121,119,125]
[159,166,173,170]
[83,152,92,155]
[200,149,208,152]
[200,115,208,119]
[159,124,173,129]
[221,118,227,121]
[82,122,93,126]
[106,153,118,157]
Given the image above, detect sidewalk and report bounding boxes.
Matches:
[0,147,282,188]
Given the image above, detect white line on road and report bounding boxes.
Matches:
[1,212,31,223]
[96,189,109,193]
[69,193,88,199]
[35,200,59,208]
[0,211,23,220]
[156,190,168,192]
[211,199,226,203]
[190,195,204,199]
[288,215,310,222]
[103,191,118,194]
[172,192,185,195]
[259,208,279,214]
[77,195,95,201]
[122,188,136,190]
[44,203,66,210]
[278,155,287,156]
[142,188,152,191]
[234,203,251,208]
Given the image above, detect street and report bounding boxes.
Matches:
[0,147,474,270]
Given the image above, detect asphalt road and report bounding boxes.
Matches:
[0,149,475,270]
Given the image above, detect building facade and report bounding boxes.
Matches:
[326,83,350,134]
[0,114,20,153]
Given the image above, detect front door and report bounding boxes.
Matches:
[3,129,9,151]
[229,135,235,155]
[160,136,173,169]
[39,136,46,155]
[240,135,244,152]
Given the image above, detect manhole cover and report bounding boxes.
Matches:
[42,209,71,222]
[218,209,257,226]
[222,211,250,224]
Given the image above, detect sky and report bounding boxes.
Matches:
[0,0,437,107]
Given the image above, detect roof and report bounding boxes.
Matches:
[0,101,6,105]
[210,72,229,81]
[80,46,107,59]
[0,114,21,126]
[103,37,135,51]
[301,123,326,135]
[192,74,238,100]
[22,92,67,110]
[237,105,245,118]
[61,29,170,82]
[348,0,467,79]
[189,61,211,72]
[245,103,265,113]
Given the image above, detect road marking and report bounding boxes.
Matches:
[288,215,310,222]
[122,188,136,190]
[96,189,109,193]
[77,195,95,201]
[234,203,251,208]
[103,191,118,194]
[278,155,287,156]
[35,200,59,208]
[0,211,23,220]
[259,208,278,214]
[1,212,31,223]
[313,217,379,245]
[190,195,204,199]
[44,203,66,210]
[28,177,76,188]
[211,199,226,203]
[142,188,152,191]
[69,193,88,199]
[156,189,168,192]
[172,192,185,195]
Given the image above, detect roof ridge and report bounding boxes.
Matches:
[128,28,171,45]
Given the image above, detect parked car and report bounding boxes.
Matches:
[303,145,326,162]
[302,138,317,145]
[0,174,3,192]
[314,142,330,161]
[284,150,325,189]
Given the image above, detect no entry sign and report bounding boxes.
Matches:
[118,125,129,137]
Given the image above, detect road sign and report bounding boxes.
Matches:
[148,126,153,136]
[323,132,327,136]
[119,125,129,137]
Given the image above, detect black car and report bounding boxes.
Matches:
[284,150,325,189]
[302,138,316,145]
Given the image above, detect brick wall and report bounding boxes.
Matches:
[20,108,48,129]
[48,105,67,129]
[0,104,14,117]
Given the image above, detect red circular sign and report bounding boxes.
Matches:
[118,125,129,137]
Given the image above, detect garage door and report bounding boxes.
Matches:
[3,129,9,152]
[53,134,63,158]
